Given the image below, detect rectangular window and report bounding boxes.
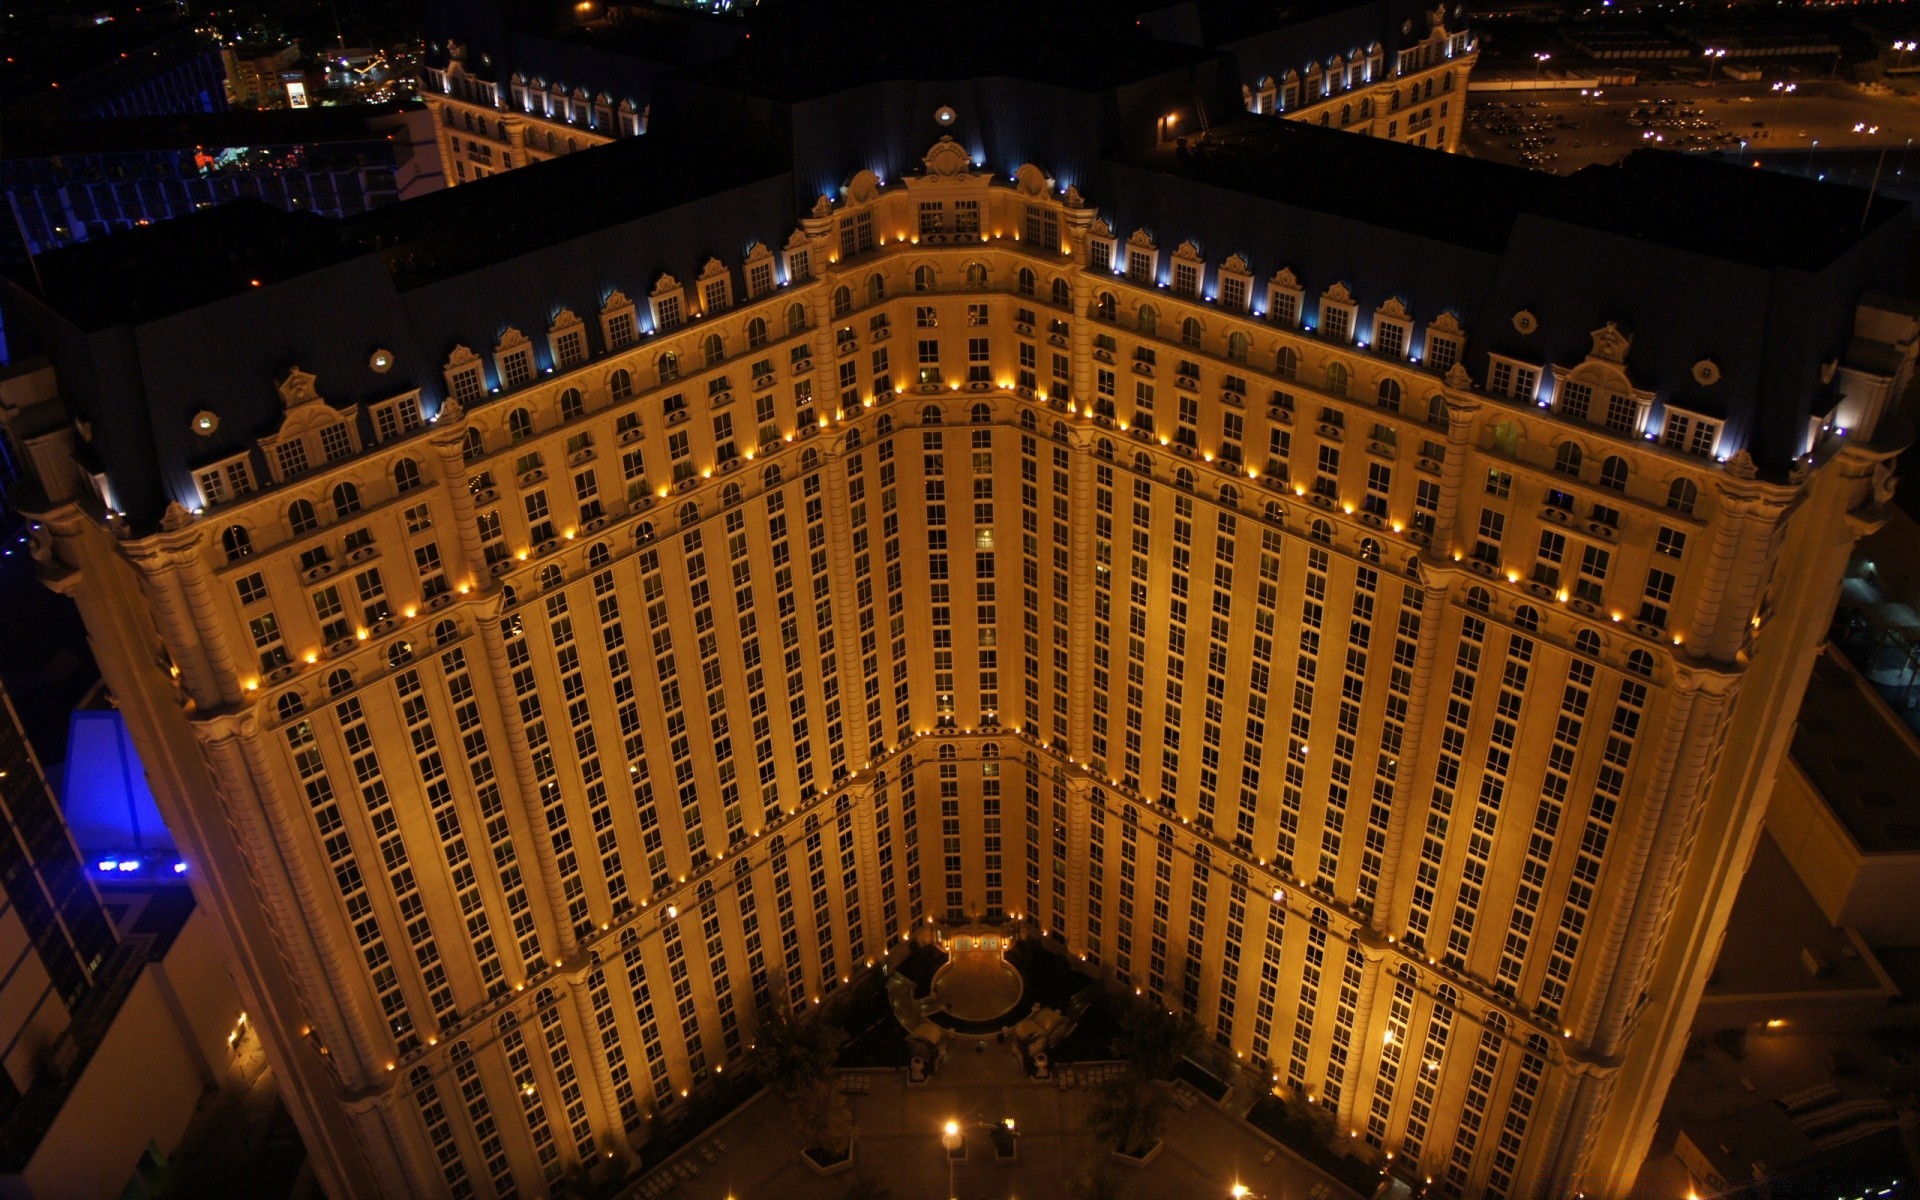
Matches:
[1426,333,1459,373]
[1488,357,1539,402]
[1375,320,1408,358]
[1558,380,1592,421]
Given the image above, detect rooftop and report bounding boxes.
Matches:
[0,105,410,159]
[1128,119,1908,272]
[1791,646,1920,854]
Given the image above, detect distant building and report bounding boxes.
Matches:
[0,107,431,265]
[220,43,305,110]
[1136,0,1478,152]
[0,681,246,1200]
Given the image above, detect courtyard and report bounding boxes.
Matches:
[626,1045,1361,1200]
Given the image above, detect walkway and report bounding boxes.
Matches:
[630,1045,1362,1200]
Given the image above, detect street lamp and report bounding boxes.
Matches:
[1703,47,1726,84]
[1533,51,1551,87]
[1768,80,1796,136]
[942,1119,963,1200]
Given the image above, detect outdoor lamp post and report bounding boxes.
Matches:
[1703,47,1726,84]
[1533,51,1551,85]
[942,1119,962,1200]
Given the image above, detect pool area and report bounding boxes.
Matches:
[929,935,1024,1024]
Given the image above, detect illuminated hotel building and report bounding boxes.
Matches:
[2,7,1911,1196]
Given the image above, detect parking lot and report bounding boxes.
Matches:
[1465,79,1920,175]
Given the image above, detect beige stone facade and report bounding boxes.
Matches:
[1247,19,1476,153]
[15,148,1907,1200]
[420,49,633,188]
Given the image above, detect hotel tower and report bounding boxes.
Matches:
[2,5,1911,1196]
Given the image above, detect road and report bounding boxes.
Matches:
[1465,77,1920,177]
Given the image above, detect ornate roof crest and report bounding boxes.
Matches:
[921,136,974,178]
[277,367,322,409]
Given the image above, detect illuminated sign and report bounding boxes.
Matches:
[287,79,309,109]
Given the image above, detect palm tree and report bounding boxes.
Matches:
[1087,1076,1166,1158]
[753,1006,853,1161]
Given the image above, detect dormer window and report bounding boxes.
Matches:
[1088,223,1116,275]
[1217,255,1253,312]
[1318,284,1357,342]
[745,245,776,298]
[697,259,733,315]
[1372,301,1412,358]
[1268,271,1304,327]
[196,454,254,507]
[650,275,686,332]
[1170,243,1203,298]
[372,394,424,443]
[444,347,485,404]
[319,421,356,462]
[1023,203,1060,252]
[1487,355,1541,403]
[1125,232,1158,285]
[494,329,534,391]
[548,311,586,370]
[1659,406,1721,458]
[784,244,813,284]
[601,292,638,349]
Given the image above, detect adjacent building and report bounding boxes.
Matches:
[1,4,1911,1197]
[1136,0,1478,151]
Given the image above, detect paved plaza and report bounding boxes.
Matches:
[628,1045,1363,1200]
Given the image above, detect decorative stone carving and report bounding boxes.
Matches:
[920,136,974,178]
[1222,253,1249,275]
[1063,185,1086,209]
[600,290,632,315]
[845,169,880,205]
[1446,362,1474,391]
[1691,359,1720,386]
[810,194,834,219]
[649,274,682,301]
[1589,322,1631,362]
[1126,228,1156,250]
[1270,267,1300,289]
[1722,449,1759,480]
[1512,310,1539,336]
[160,501,195,531]
[277,367,322,409]
[1013,163,1049,197]
[437,396,465,424]
[1377,296,1411,320]
[1324,281,1355,305]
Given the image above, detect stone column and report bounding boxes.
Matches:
[564,958,635,1162]
[124,536,235,708]
[1335,942,1386,1131]
[1063,427,1099,761]
[1428,392,1482,558]
[1582,667,1737,1054]
[428,408,487,590]
[1369,579,1450,932]
[343,1083,428,1199]
[817,434,873,770]
[198,709,379,1083]
[1062,776,1094,955]
[476,598,575,962]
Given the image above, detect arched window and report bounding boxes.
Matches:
[1310,519,1333,544]
[1227,331,1250,365]
[1359,538,1382,563]
[387,641,414,668]
[702,333,724,366]
[1053,421,1071,443]
[1181,317,1202,348]
[678,501,699,524]
[1095,438,1115,460]
[433,619,459,646]
[1554,442,1583,477]
[1135,451,1154,473]
[508,407,534,441]
[721,482,743,507]
[1051,278,1071,308]
[1575,629,1602,657]
[1275,346,1300,379]
[1341,102,1352,126]
[1465,586,1492,612]
[287,499,318,535]
[1137,305,1157,337]
[965,262,988,289]
[1627,649,1655,677]
[1324,361,1349,396]
[635,521,655,543]
[331,481,362,516]
[559,388,584,421]
[221,525,253,562]
[866,273,886,305]
[831,286,853,318]
[1427,394,1448,428]
[326,668,354,696]
[1017,267,1037,297]
[801,448,821,472]
[970,403,992,424]
[656,353,679,384]
[393,458,423,493]
[1019,408,1037,431]
[539,564,563,591]
[921,405,943,425]
[1264,501,1286,524]
[1219,484,1239,506]
[1095,292,1117,321]
[610,368,634,400]
[786,302,808,335]
[1666,477,1698,516]
[276,692,305,720]
[587,542,611,568]
[1514,605,1540,631]
[1176,467,1196,491]
[462,427,485,462]
[913,265,935,292]
[1376,378,1401,410]
[874,416,891,438]
[1600,455,1628,492]
[746,317,768,348]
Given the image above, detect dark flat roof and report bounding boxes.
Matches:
[0,105,409,158]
